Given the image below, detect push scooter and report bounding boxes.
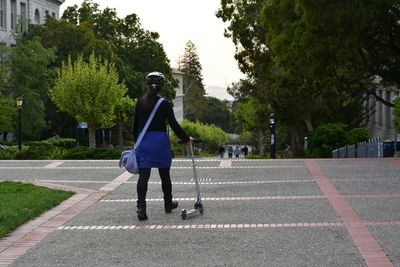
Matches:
[179,139,204,220]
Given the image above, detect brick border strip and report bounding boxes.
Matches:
[305,160,393,267]
[100,195,326,202]
[0,181,107,267]
[56,221,400,231]
[0,165,307,170]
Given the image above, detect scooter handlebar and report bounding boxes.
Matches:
[178,139,203,144]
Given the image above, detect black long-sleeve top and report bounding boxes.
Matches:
[133,96,189,142]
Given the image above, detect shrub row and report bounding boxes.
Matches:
[170,119,231,156]
[0,146,125,160]
[307,123,369,158]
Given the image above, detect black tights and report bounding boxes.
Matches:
[137,168,172,203]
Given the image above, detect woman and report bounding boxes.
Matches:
[133,72,191,221]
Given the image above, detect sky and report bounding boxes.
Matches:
[60,0,245,100]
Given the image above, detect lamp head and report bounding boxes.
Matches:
[16,98,23,107]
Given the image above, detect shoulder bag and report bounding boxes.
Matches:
[119,98,164,174]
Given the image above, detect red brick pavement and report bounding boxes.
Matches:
[305,160,394,267]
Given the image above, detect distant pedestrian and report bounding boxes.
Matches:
[228,146,233,158]
[234,146,241,158]
[218,145,225,158]
[286,144,292,153]
[242,145,249,157]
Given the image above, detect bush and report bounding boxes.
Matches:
[28,136,77,149]
[0,144,124,160]
[346,128,369,145]
[62,147,124,160]
[0,149,15,160]
[307,123,370,158]
[245,153,269,159]
[14,146,65,160]
[170,120,231,155]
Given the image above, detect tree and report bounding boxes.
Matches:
[10,37,56,140]
[23,1,177,140]
[182,74,206,121]
[0,94,16,134]
[50,54,128,148]
[178,41,206,121]
[0,45,14,136]
[114,97,135,146]
[394,97,400,134]
[61,0,177,100]
[179,40,203,82]
[198,97,232,133]
[263,0,400,107]
[234,97,272,155]
[218,0,370,156]
[217,0,311,155]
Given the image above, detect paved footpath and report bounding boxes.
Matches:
[0,158,400,266]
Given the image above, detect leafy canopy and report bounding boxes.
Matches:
[50,53,127,129]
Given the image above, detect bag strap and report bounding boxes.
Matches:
[134,97,164,149]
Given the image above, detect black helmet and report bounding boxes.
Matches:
[145,72,165,89]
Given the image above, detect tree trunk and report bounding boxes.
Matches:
[258,129,265,156]
[289,127,304,157]
[88,125,96,148]
[118,121,123,147]
[304,119,314,131]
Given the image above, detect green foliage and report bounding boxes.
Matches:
[170,119,231,155]
[394,98,400,133]
[235,97,271,133]
[307,123,370,158]
[197,97,232,133]
[0,94,16,133]
[245,154,270,159]
[61,0,177,100]
[62,147,124,160]
[0,181,74,238]
[50,53,128,147]
[26,17,115,68]
[21,1,176,139]
[0,149,16,160]
[182,75,206,121]
[51,54,127,128]
[239,131,257,146]
[29,136,77,149]
[346,128,370,146]
[14,146,66,160]
[114,97,135,123]
[217,0,376,156]
[0,145,125,160]
[179,40,203,82]
[10,37,56,140]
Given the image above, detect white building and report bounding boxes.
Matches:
[366,88,399,141]
[171,70,185,123]
[0,0,64,45]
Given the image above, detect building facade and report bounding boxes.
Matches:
[0,0,64,45]
[171,70,185,123]
[366,88,399,141]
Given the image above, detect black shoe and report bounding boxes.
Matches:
[137,201,148,221]
[164,200,178,213]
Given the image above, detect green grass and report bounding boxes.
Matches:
[0,181,75,239]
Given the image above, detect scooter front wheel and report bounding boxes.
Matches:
[181,209,187,220]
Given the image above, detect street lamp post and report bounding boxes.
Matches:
[16,98,23,151]
[270,113,276,159]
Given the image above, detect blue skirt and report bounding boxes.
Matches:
[135,131,172,168]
